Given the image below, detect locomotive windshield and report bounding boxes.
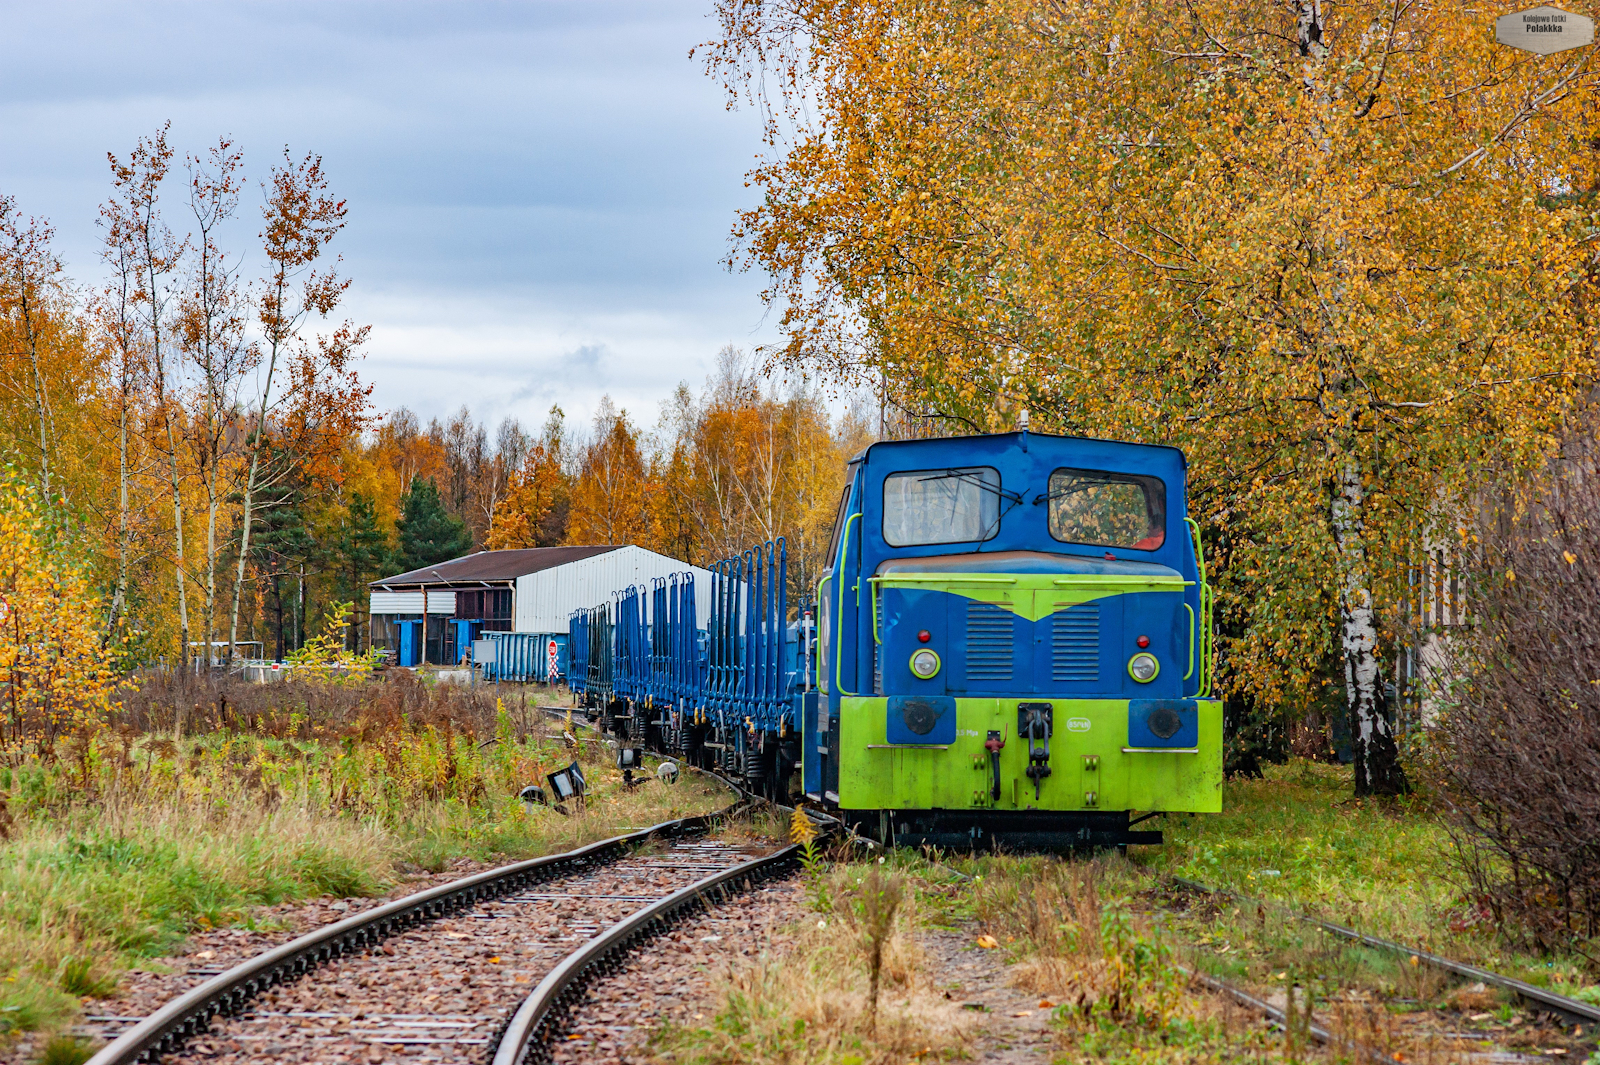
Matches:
[882,466,1001,546]
[1044,468,1167,550]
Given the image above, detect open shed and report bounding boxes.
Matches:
[368,545,712,668]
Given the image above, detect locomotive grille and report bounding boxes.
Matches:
[1051,603,1100,683]
[966,602,1015,682]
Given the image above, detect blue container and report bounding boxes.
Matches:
[478,631,568,682]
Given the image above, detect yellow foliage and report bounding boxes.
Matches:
[284,600,378,684]
[0,477,119,755]
[705,0,1600,703]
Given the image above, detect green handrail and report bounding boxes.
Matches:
[1183,602,1196,682]
[1185,517,1213,698]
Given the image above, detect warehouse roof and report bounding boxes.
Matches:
[370,546,621,589]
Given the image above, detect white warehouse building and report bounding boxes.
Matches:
[368,545,713,668]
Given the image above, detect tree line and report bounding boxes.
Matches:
[0,125,867,673]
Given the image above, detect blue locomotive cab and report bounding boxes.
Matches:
[809,431,1220,849]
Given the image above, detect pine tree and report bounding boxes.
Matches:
[250,478,317,662]
[334,492,389,650]
[396,477,470,573]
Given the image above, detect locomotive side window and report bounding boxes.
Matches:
[1045,468,1167,550]
[882,466,1001,547]
[816,585,831,693]
[823,481,854,568]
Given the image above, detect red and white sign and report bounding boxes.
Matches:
[547,638,559,680]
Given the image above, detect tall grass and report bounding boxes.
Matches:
[0,680,727,1051]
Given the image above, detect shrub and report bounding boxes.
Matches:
[1429,446,1600,949]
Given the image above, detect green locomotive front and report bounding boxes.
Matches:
[802,430,1221,849]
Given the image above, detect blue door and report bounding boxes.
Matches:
[398,620,421,666]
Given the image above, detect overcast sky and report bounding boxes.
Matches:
[0,1,780,436]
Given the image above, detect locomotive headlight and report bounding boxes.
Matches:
[909,648,941,680]
[1127,652,1160,683]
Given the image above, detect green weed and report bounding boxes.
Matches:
[37,1034,96,1065]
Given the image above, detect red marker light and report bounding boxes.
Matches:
[918,630,932,643]
[1104,552,1117,560]
[1137,635,1150,648]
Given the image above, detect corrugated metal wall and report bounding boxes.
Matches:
[370,591,457,615]
[515,545,713,631]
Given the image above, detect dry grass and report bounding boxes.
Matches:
[0,697,729,1055]
[654,863,976,1065]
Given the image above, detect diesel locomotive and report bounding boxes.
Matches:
[569,429,1222,850]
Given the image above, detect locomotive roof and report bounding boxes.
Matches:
[850,430,1187,467]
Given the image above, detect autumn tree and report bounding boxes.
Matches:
[95,190,151,631]
[486,406,571,550]
[0,198,65,502]
[657,348,849,603]
[229,149,363,661]
[106,124,193,665]
[706,0,1600,794]
[177,138,253,666]
[566,398,655,547]
[0,474,119,758]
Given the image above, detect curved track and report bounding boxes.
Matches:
[85,763,809,1065]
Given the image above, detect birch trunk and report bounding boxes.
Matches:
[204,469,218,667]
[161,403,190,669]
[228,344,280,663]
[148,269,190,669]
[1330,461,1408,794]
[111,398,130,627]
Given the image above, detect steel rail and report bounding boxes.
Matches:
[1181,966,1405,1065]
[84,805,746,1065]
[1171,876,1600,1027]
[491,841,803,1065]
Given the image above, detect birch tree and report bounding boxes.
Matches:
[106,125,192,667]
[177,138,253,667]
[94,213,145,630]
[0,198,63,503]
[228,150,352,662]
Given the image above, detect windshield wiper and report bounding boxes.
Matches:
[918,469,1025,505]
[915,469,1025,545]
[1032,480,1111,506]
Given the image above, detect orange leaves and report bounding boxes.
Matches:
[487,441,567,551]
[565,398,657,550]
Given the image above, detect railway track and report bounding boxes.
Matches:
[83,774,809,1065]
[1167,875,1600,1030]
